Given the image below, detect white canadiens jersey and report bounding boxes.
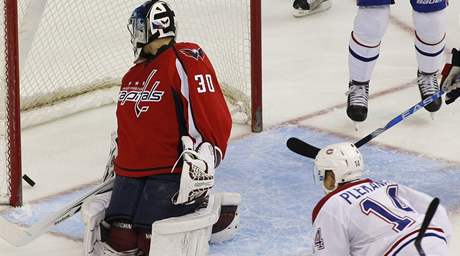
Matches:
[312,179,451,256]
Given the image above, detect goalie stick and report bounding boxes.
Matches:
[414,197,440,256]
[287,90,445,158]
[0,177,114,246]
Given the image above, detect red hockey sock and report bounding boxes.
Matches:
[137,231,151,255]
[107,222,138,252]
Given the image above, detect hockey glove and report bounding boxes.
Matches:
[172,136,220,205]
[441,48,460,105]
[102,131,118,182]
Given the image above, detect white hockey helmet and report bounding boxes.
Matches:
[314,142,364,193]
[127,0,176,59]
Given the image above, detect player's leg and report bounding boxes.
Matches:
[133,174,203,255]
[292,0,332,18]
[103,176,146,254]
[412,0,448,112]
[82,179,241,255]
[81,175,145,256]
[347,2,391,122]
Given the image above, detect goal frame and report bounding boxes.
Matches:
[2,0,262,207]
[3,0,22,207]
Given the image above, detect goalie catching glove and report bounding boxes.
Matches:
[172,136,223,205]
[441,48,460,105]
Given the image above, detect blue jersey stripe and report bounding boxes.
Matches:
[349,47,379,62]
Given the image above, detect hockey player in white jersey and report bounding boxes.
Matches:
[441,48,460,105]
[292,0,331,17]
[311,142,451,255]
[346,0,448,122]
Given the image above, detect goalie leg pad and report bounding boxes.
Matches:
[211,193,241,243]
[92,241,139,256]
[149,195,221,256]
[81,192,112,256]
[82,192,139,256]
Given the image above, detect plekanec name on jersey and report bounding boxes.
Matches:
[416,0,443,4]
[339,180,389,205]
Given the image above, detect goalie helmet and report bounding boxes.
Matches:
[314,142,364,194]
[127,0,176,59]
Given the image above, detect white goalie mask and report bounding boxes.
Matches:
[314,142,364,194]
[127,0,176,60]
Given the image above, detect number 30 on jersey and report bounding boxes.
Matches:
[195,74,215,93]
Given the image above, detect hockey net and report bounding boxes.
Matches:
[0,0,262,206]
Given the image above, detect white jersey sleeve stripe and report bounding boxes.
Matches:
[176,58,203,145]
[384,227,446,256]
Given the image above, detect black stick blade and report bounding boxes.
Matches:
[22,174,36,187]
[286,137,320,159]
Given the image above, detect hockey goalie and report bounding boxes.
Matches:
[80,1,240,255]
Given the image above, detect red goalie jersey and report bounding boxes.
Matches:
[114,42,232,177]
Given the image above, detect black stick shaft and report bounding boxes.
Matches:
[414,198,440,256]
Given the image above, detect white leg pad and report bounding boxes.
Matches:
[81,191,112,256]
[149,195,221,256]
[210,193,241,243]
[217,192,241,206]
[92,242,138,256]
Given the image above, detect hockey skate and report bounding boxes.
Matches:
[346,80,369,123]
[292,0,331,18]
[417,70,442,114]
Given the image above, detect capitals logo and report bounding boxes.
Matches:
[118,69,165,118]
[180,48,206,60]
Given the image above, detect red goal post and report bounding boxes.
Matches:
[0,0,262,207]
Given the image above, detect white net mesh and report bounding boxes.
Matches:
[18,0,251,127]
[1,0,252,204]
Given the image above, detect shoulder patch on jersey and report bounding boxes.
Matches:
[314,228,325,251]
[179,48,206,61]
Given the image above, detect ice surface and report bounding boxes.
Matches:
[2,126,459,256]
[1,0,460,255]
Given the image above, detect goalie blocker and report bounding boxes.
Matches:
[82,192,240,256]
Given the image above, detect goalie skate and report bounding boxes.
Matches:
[292,0,331,18]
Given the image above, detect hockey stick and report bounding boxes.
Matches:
[286,137,320,159]
[0,177,114,246]
[414,197,440,256]
[355,90,444,147]
[287,90,445,158]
